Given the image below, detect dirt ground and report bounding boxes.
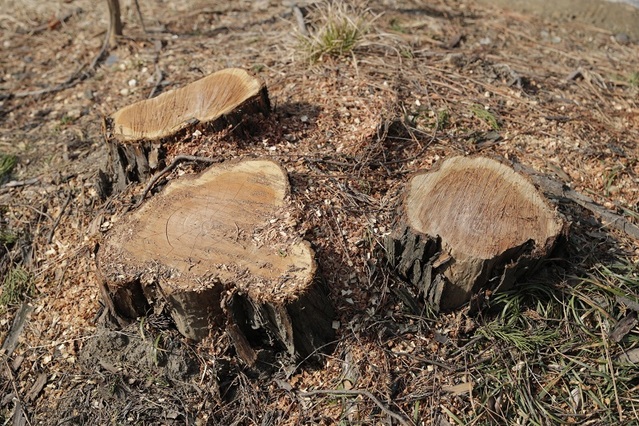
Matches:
[477,0,639,39]
[1,0,639,424]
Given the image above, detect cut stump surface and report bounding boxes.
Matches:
[97,159,333,361]
[104,68,270,193]
[387,156,566,310]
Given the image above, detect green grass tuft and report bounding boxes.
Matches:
[299,1,373,62]
[470,104,500,130]
[0,266,34,310]
[0,153,17,183]
[0,230,17,245]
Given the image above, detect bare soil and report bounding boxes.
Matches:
[1,0,638,424]
[476,0,639,40]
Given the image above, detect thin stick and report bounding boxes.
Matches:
[3,361,33,426]
[25,7,82,35]
[134,155,217,208]
[13,12,111,99]
[299,389,412,426]
[148,68,164,99]
[133,0,147,33]
[1,178,39,188]
[47,192,72,244]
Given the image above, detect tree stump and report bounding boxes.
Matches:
[96,159,334,363]
[103,68,270,194]
[386,156,567,311]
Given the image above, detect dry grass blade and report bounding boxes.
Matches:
[300,389,413,425]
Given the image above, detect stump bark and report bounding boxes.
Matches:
[103,68,270,194]
[96,159,334,362]
[386,156,567,311]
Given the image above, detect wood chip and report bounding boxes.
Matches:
[442,381,473,395]
[26,373,47,403]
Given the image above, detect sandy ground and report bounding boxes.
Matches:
[478,0,639,39]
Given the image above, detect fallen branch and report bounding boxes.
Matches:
[1,178,39,188]
[1,303,34,359]
[299,389,412,426]
[2,360,32,426]
[513,163,639,241]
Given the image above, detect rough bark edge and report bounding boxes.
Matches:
[95,258,225,340]
[228,275,335,364]
[386,223,565,312]
[386,156,569,312]
[95,269,335,364]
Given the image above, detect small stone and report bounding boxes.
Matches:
[106,54,119,66]
[615,33,630,45]
[120,88,129,96]
[128,79,137,87]
[300,115,309,123]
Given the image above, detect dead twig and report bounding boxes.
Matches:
[148,39,165,98]
[148,68,165,99]
[22,7,83,35]
[1,178,39,189]
[47,192,72,244]
[134,155,218,209]
[513,163,639,241]
[133,0,147,33]
[299,389,413,426]
[3,360,32,426]
[292,5,308,36]
[13,10,112,99]
[13,62,89,98]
